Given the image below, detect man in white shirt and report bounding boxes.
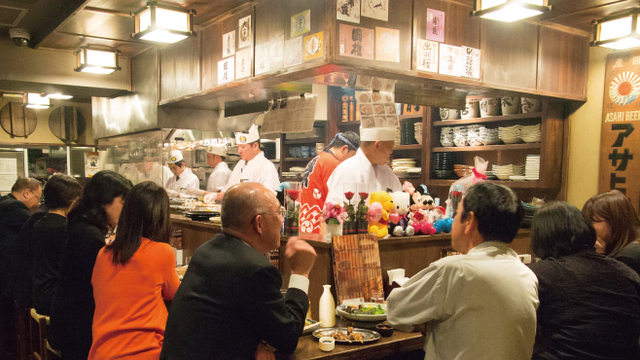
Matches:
[165,150,200,197]
[205,124,279,203]
[325,125,402,204]
[135,155,173,187]
[186,145,232,198]
[387,182,539,360]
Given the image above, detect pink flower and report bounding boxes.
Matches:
[403,181,415,195]
[323,202,347,225]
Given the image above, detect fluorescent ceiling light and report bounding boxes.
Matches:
[132,2,195,44]
[472,0,550,22]
[26,93,51,109]
[592,9,640,50]
[46,94,73,100]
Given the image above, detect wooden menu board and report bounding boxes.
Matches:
[599,49,640,209]
[332,234,384,305]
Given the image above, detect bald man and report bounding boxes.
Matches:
[161,183,317,360]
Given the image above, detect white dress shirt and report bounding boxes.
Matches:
[325,148,402,204]
[225,151,280,191]
[165,167,200,192]
[387,241,539,360]
[206,161,232,193]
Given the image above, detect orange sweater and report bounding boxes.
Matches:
[89,238,180,360]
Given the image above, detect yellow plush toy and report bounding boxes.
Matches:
[367,191,394,238]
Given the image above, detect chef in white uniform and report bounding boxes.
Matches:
[204,124,279,203]
[165,150,200,197]
[135,155,173,187]
[186,144,232,197]
[326,125,402,204]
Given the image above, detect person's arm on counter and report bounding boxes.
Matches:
[386,262,447,333]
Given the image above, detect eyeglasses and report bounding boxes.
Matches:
[30,189,42,204]
[251,208,286,224]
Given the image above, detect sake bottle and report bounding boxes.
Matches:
[319,284,336,327]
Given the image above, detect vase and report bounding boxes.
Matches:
[344,220,356,235]
[357,217,369,234]
[325,222,343,243]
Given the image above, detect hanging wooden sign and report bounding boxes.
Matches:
[599,49,640,209]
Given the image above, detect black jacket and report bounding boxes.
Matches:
[0,194,32,298]
[160,233,308,360]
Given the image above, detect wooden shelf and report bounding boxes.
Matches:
[432,112,543,127]
[284,137,324,145]
[337,121,360,127]
[399,114,423,120]
[432,143,541,152]
[284,157,314,162]
[427,179,540,188]
[393,144,422,150]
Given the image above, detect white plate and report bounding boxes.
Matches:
[336,303,387,322]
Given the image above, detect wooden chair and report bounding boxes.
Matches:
[29,309,60,360]
[14,302,30,360]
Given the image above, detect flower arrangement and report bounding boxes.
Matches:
[343,191,357,235]
[322,202,348,225]
[356,192,369,234]
[285,188,300,235]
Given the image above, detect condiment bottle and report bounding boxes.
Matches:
[319,284,336,327]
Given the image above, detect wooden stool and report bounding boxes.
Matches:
[14,302,30,360]
[45,340,61,360]
[29,309,47,360]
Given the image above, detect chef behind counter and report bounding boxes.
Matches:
[165,150,200,198]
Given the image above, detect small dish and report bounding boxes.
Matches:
[375,324,395,337]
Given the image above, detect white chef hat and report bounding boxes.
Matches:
[206,144,227,157]
[360,125,396,142]
[167,150,184,164]
[235,124,260,145]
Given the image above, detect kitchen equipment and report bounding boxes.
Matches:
[183,210,221,221]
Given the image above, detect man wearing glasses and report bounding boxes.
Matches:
[162,182,316,360]
[0,176,42,360]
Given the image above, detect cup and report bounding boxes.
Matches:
[521,97,542,113]
[461,100,479,119]
[301,146,310,158]
[319,337,335,351]
[479,98,500,117]
[501,96,520,115]
[316,143,325,154]
[439,108,460,121]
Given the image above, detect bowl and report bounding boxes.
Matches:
[336,303,387,322]
[375,324,395,337]
[454,168,472,178]
[432,169,454,179]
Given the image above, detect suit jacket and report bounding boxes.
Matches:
[0,194,32,298]
[161,233,308,360]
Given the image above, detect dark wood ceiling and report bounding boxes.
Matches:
[0,0,637,58]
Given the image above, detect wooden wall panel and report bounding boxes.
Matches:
[160,36,200,102]
[539,100,565,189]
[413,0,480,48]
[481,20,538,90]
[538,26,589,98]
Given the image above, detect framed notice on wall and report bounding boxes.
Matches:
[599,49,640,209]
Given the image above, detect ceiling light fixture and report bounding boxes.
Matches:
[46,94,73,100]
[2,92,24,99]
[592,9,640,50]
[75,47,121,74]
[131,2,196,44]
[26,93,51,109]
[471,0,551,22]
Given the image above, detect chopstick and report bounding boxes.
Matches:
[304,320,323,331]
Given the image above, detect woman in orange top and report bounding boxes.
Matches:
[89,181,180,360]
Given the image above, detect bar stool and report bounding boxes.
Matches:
[14,302,30,360]
[29,309,60,360]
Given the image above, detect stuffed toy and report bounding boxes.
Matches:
[410,184,435,212]
[410,209,436,235]
[434,217,454,233]
[403,183,437,235]
[367,191,394,238]
[388,191,415,236]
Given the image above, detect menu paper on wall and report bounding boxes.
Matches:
[426,8,445,42]
[284,36,303,68]
[339,24,374,60]
[261,99,284,134]
[235,48,252,79]
[598,49,640,210]
[416,39,438,73]
[291,9,311,37]
[0,158,17,174]
[439,43,462,77]
[375,27,399,62]
[356,90,398,130]
[337,0,360,23]
[270,31,285,63]
[303,31,324,61]
[222,30,236,58]
[238,15,252,49]
[282,94,317,133]
[86,152,100,178]
[0,174,18,192]
[462,46,481,79]
[218,57,235,84]
[361,0,388,21]
[255,43,270,75]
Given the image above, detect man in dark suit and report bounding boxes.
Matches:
[161,182,317,360]
[0,177,41,360]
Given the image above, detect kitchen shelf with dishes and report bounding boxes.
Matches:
[280,121,327,179]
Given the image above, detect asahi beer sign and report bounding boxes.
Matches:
[599,50,640,209]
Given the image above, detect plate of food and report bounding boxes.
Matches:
[302,319,321,335]
[312,327,380,343]
[336,303,387,321]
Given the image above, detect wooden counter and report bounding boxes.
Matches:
[171,214,532,319]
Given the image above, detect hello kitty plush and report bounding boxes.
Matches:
[388,191,415,236]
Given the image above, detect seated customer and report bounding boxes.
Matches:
[32,174,82,315]
[530,201,640,360]
[49,171,132,360]
[387,182,539,360]
[161,183,317,360]
[582,190,640,275]
[89,182,180,359]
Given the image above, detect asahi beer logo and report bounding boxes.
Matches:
[610,71,640,106]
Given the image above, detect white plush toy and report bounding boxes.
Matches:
[388,191,415,236]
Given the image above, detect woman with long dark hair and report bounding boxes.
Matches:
[88,181,180,360]
[582,189,640,275]
[530,201,640,360]
[49,170,132,360]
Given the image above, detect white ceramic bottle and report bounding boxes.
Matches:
[319,284,336,327]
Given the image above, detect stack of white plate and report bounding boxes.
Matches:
[395,127,402,146]
[493,164,513,180]
[512,165,525,176]
[467,125,483,146]
[479,126,500,145]
[521,124,541,143]
[453,126,468,147]
[392,158,416,177]
[414,122,423,145]
[499,125,522,144]
[525,155,540,180]
[440,127,454,147]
